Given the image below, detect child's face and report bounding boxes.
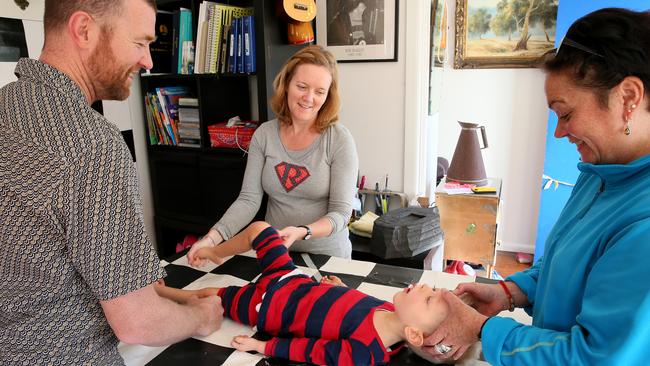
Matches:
[393,284,449,335]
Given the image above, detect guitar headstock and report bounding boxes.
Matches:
[283,0,317,22]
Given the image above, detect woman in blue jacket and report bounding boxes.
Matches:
[424,8,650,364]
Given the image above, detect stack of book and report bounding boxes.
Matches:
[149,8,195,74]
[194,2,256,74]
[177,97,201,148]
[144,86,192,146]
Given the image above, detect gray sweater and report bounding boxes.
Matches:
[213,119,359,258]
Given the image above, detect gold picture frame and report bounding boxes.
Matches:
[454,0,558,69]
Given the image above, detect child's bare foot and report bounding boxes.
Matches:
[231,335,266,353]
[320,275,347,287]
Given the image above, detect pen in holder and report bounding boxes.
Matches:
[358,189,408,215]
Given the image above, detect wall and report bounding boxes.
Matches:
[436,0,548,253]
[337,0,408,195]
[0,1,44,86]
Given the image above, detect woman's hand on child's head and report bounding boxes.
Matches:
[231,335,266,354]
[452,282,510,317]
[422,291,486,361]
[320,275,347,287]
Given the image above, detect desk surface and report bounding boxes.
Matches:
[119,250,528,365]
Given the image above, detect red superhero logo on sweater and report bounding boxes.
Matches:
[275,162,310,192]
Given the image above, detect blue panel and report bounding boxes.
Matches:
[535,1,650,261]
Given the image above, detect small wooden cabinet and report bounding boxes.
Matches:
[435,178,501,278]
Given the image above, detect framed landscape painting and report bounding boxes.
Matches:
[454,0,559,69]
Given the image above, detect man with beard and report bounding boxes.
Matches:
[0,1,223,364]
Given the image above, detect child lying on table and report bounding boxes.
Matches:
[155,221,450,366]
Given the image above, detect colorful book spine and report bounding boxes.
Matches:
[236,16,244,74]
[171,10,180,74]
[194,2,209,73]
[243,15,256,73]
[228,17,239,74]
[178,8,194,74]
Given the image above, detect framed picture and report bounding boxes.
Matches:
[430,0,448,67]
[454,0,558,69]
[315,0,398,62]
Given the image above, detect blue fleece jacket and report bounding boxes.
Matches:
[482,154,650,365]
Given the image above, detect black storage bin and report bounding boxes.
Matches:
[370,207,443,259]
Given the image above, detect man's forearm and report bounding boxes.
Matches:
[102,285,221,346]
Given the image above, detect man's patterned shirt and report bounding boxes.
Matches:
[0,59,165,365]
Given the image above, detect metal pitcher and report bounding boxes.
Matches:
[447,121,488,186]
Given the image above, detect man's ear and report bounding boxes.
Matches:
[405,326,424,347]
[67,11,100,50]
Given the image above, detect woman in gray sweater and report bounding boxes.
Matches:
[188,46,359,261]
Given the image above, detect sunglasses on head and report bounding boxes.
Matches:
[556,35,604,58]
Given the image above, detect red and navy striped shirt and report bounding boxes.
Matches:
[250,227,403,365]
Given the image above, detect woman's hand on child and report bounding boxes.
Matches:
[320,275,347,287]
[452,282,513,316]
[231,335,266,354]
[422,290,487,361]
[188,230,223,267]
[277,226,305,247]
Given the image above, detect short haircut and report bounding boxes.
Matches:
[270,45,341,133]
[43,0,157,35]
[543,8,650,111]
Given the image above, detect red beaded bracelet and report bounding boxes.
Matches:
[499,280,515,312]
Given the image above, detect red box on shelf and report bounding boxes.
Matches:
[207,121,259,149]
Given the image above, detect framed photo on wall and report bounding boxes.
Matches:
[315,0,398,62]
[454,0,558,69]
[430,0,448,67]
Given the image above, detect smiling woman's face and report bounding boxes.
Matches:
[545,71,626,165]
[286,63,332,126]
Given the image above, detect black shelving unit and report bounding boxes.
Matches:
[142,0,309,257]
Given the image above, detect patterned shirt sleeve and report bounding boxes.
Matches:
[67,135,164,301]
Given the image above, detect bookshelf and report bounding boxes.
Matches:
[141,0,310,257]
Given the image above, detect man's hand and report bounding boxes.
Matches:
[422,291,487,361]
[187,230,223,267]
[186,295,224,337]
[231,335,266,354]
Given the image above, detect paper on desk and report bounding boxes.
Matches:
[442,187,474,195]
[418,271,475,290]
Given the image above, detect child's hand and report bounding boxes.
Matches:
[187,231,223,267]
[195,246,226,265]
[320,275,347,287]
[231,335,266,354]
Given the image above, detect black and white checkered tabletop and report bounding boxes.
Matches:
[119,250,505,366]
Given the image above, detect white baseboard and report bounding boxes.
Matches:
[498,241,534,254]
